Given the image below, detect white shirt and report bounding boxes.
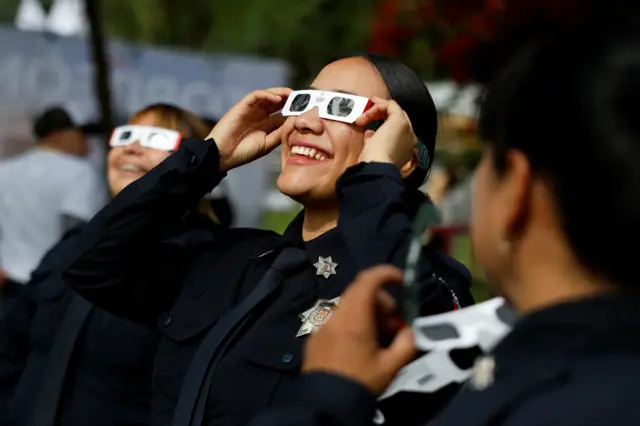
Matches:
[0,148,107,283]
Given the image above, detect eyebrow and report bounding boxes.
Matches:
[308,86,357,96]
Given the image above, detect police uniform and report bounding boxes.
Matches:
[60,138,474,426]
[248,294,640,426]
[0,213,216,426]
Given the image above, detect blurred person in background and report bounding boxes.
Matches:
[59,55,474,426]
[0,104,225,426]
[246,21,640,426]
[0,107,107,312]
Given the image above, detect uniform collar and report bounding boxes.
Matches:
[279,210,355,285]
[493,292,640,370]
[281,210,342,249]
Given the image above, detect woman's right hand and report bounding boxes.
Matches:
[207,87,292,172]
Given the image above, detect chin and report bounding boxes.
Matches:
[276,174,310,201]
[113,178,136,196]
[277,175,338,209]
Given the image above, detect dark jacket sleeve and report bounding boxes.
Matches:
[0,286,34,423]
[60,138,225,326]
[248,373,377,426]
[0,226,82,422]
[336,162,475,314]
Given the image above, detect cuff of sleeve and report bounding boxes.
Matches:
[181,138,222,171]
[290,372,378,424]
[339,162,403,182]
[175,138,226,190]
[336,162,405,216]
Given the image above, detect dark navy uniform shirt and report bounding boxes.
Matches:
[247,293,640,426]
[60,138,474,426]
[0,213,217,426]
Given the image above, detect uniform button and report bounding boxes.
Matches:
[281,353,294,364]
[164,316,172,326]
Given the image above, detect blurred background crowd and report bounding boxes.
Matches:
[0,0,609,309]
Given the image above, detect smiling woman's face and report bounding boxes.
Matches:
[276,57,390,208]
[106,112,173,196]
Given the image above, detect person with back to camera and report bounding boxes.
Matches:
[0,108,106,310]
[245,22,640,426]
[0,104,225,426]
[59,54,475,426]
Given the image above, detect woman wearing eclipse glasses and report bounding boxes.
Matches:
[59,54,475,426]
[0,104,223,426]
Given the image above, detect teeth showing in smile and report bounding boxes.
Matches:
[119,164,145,172]
[291,145,328,160]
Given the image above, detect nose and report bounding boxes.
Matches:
[123,140,143,155]
[293,107,324,134]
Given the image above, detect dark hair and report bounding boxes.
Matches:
[33,107,76,140]
[478,23,640,288]
[355,54,438,191]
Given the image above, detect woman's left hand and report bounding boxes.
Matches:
[356,97,417,168]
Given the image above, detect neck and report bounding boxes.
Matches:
[39,137,83,157]
[38,140,64,153]
[505,241,616,315]
[302,207,338,242]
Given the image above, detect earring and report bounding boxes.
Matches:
[497,238,511,256]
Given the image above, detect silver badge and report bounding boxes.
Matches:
[314,256,338,279]
[470,355,495,390]
[296,297,340,337]
[373,409,386,425]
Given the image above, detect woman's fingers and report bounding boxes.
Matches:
[356,104,389,126]
[267,87,294,98]
[264,126,284,152]
[244,88,292,108]
[355,97,405,127]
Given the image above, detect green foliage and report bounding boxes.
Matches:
[436,148,482,171]
[101,0,375,86]
[0,0,378,86]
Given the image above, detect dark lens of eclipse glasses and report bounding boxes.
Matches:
[327,96,355,117]
[290,93,311,112]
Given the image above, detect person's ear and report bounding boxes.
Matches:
[400,148,419,179]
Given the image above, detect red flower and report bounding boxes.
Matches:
[467,12,495,36]
[380,0,400,17]
[485,0,504,11]
[439,34,479,82]
[417,1,437,23]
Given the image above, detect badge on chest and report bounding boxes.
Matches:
[313,256,338,279]
[296,297,340,337]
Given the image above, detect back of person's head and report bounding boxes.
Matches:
[128,103,210,139]
[478,22,640,288]
[33,107,77,139]
[353,54,438,190]
[33,106,86,156]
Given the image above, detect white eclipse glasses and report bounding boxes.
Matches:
[281,89,430,170]
[380,297,517,400]
[281,90,374,124]
[109,125,183,151]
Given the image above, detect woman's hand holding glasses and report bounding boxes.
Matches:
[356,97,418,170]
[206,88,292,172]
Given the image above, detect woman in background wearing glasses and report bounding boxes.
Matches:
[0,104,223,426]
[60,55,475,426]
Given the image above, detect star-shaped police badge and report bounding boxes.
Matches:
[296,297,340,337]
[314,256,338,279]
